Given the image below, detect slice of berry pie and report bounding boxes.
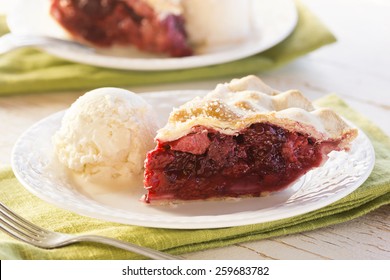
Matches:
[143,76,358,204]
[50,0,192,57]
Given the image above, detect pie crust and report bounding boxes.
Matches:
[157,75,356,146]
[143,76,358,203]
[50,0,192,57]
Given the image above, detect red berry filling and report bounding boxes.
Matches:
[50,0,193,57]
[144,123,337,203]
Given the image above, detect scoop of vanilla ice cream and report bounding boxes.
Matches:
[183,0,255,46]
[53,88,158,185]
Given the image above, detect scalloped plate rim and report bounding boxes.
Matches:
[11,90,375,229]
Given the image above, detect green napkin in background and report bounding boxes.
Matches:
[0,95,389,260]
[0,1,336,96]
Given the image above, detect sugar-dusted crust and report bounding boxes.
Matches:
[156,75,358,149]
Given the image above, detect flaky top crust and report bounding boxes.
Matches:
[156,75,358,148]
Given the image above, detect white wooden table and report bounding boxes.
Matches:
[0,0,389,259]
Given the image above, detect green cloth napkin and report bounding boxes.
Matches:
[0,1,336,96]
[0,95,389,260]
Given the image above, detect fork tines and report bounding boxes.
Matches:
[0,202,48,244]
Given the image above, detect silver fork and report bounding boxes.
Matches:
[0,33,94,55]
[0,202,183,260]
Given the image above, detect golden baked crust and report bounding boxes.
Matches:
[156,75,358,149]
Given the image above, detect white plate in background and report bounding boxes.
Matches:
[7,0,298,70]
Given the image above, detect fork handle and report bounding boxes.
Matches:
[62,235,183,260]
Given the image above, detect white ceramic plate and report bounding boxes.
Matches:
[7,0,298,70]
[11,90,375,229]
